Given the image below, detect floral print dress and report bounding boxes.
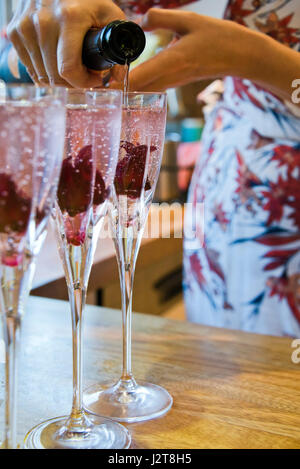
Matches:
[184,0,300,336]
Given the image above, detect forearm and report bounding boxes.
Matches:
[231,23,300,105]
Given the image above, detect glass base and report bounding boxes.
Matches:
[24,414,131,449]
[83,379,173,423]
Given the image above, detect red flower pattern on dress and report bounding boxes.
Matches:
[263,248,299,271]
[261,177,288,226]
[254,12,299,47]
[189,252,205,287]
[267,275,300,323]
[261,175,300,227]
[255,232,300,247]
[225,0,254,25]
[204,246,226,283]
[271,144,300,176]
[254,230,300,323]
[235,150,262,205]
[203,245,233,310]
[232,78,265,110]
[213,203,229,231]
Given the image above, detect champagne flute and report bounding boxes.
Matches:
[0,85,66,449]
[84,92,173,422]
[24,88,131,449]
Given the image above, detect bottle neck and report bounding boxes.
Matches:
[82,21,145,71]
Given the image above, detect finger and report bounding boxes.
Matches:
[111,65,126,83]
[40,41,70,86]
[16,19,49,83]
[108,80,124,90]
[107,65,126,90]
[142,8,193,35]
[7,31,38,83]
[129,40,187,91]
[33,13,69,86]
[57,25,106,88]
[57,6,126,88]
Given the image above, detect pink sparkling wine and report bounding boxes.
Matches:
[56,104,120,246]
[113,105,166,227]
[0,102,64,266]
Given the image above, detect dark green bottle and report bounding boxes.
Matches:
[82,20,146,70]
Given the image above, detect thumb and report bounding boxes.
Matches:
[141,8,192,35]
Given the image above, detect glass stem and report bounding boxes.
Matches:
[67,284,87,426]
[0,262,30,449]
[121,265,134,381]
[2,313,20,449]
[116,226,143,386]
[53,213,99,434]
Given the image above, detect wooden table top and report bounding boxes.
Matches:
[6,296,300,449]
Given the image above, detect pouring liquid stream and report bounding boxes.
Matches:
[123,61,130,108]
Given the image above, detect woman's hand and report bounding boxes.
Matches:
[129,8,243,92]
[7,0,125,87]
[129,8,300,105]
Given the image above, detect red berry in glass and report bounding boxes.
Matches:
[56,105,117,246]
